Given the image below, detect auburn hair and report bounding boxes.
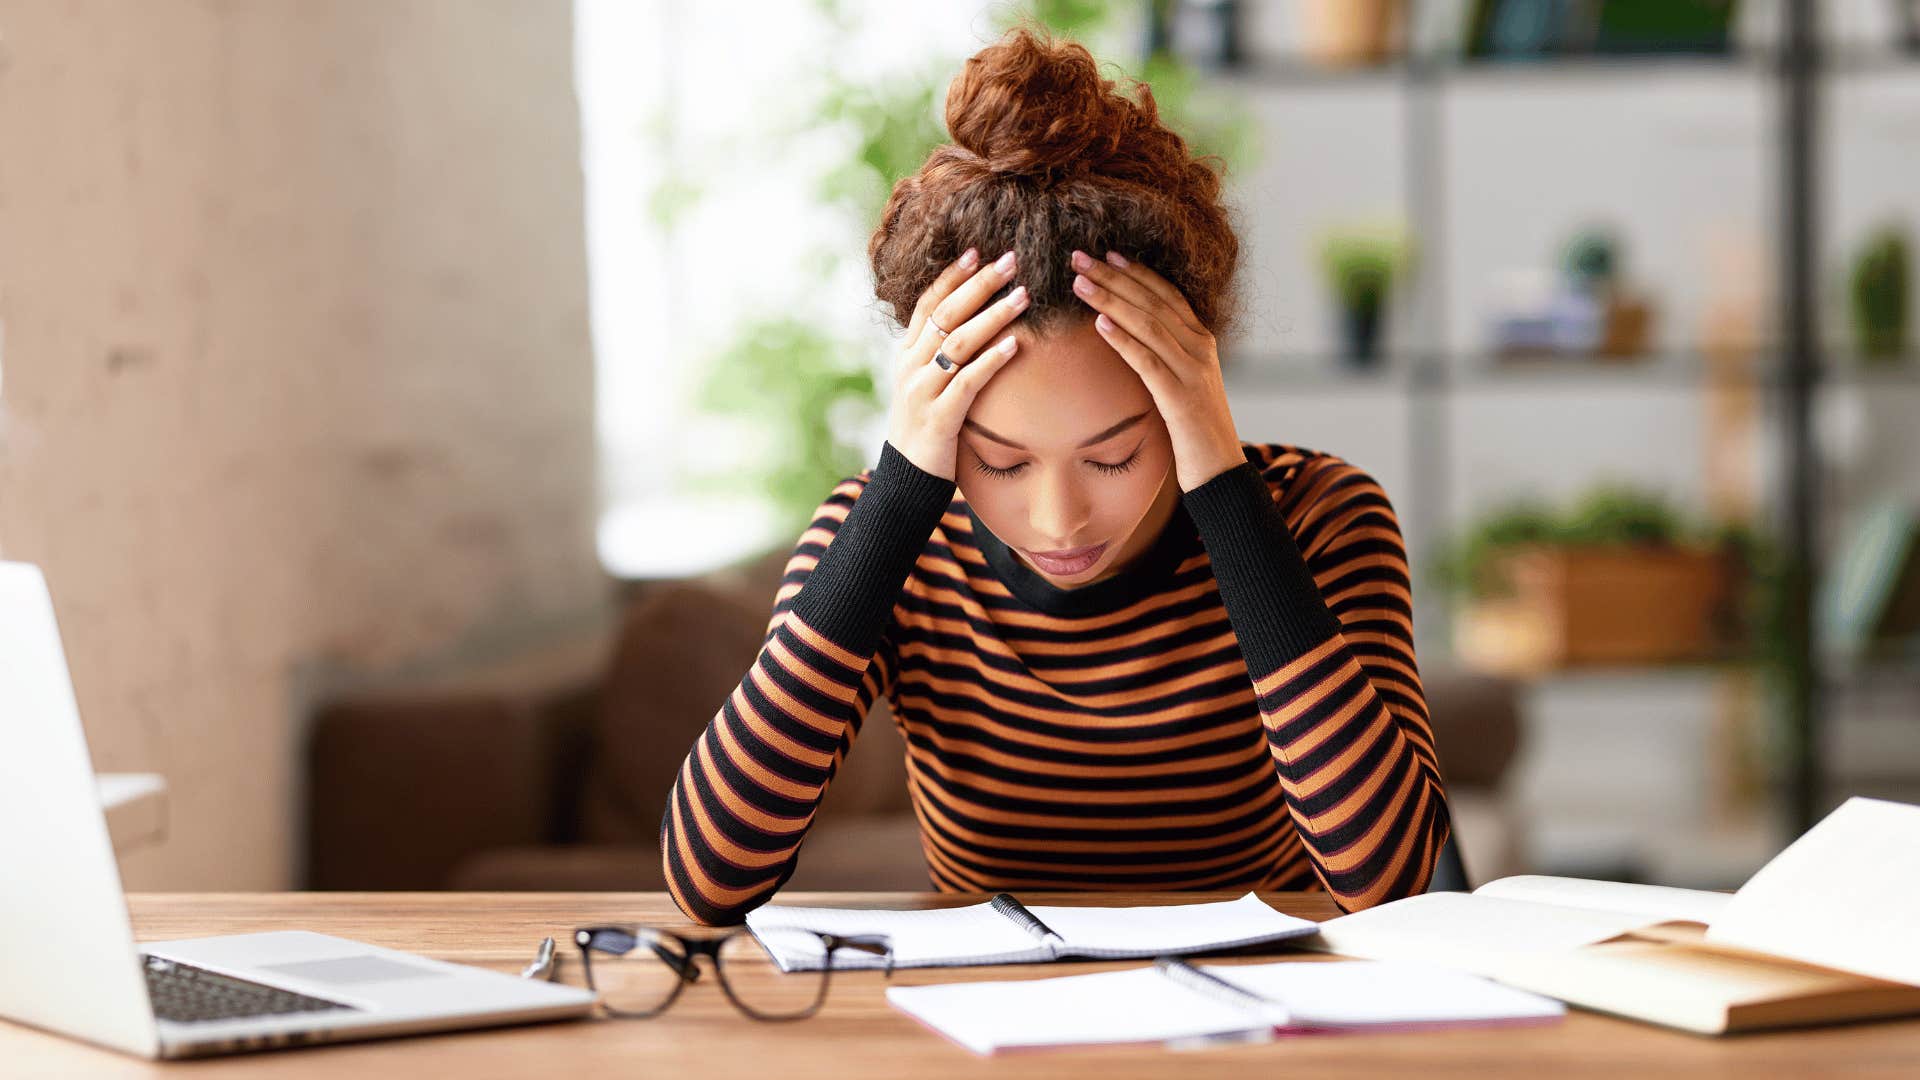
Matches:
[868,22,1242,340]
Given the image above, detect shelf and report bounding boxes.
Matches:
[1426,652,1920,690]
[1204,10,1909,832]
[1222,349,1920,391]
[1223,358,1414,391]
[1213,46,1920,90]
[1445,655,1766,683]
[1822,661,1920,693]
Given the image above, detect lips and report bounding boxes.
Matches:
[1022,541,1108,576]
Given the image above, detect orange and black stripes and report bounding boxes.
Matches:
[662,440,1451,925]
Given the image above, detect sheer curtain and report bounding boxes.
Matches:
[574,0,993,579]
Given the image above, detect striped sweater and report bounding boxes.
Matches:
[661,439,1451,925]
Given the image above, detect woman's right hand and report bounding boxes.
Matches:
[886,247,1030,481]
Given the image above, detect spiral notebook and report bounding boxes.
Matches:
[744,891,1319,972]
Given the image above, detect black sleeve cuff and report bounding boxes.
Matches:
[1181,461,1346,676]
[787,440,955,657]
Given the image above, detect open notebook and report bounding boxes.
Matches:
[744,891,1318,972]
[885,959,1565,1055]
[1302,797,1920,1035]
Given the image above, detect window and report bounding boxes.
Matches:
[575,0,995,578]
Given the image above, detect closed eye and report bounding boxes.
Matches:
[970,445,1143,479]
[1090,448,1142,476]
[972,460,1026,479]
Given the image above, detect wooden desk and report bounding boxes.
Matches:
[6,891,1917,1078]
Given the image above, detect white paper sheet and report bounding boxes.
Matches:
[1306,892,1661,977]
[887,967,1261,1055]
[884,960,1564,1054]
[1706,796,1920,987]
[747,900,1044,971]
[1025,892,1318,956]
[1206,960,1564,1028]
[1474,875,1731,926]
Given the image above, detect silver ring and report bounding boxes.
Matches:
[932,350,954,370]
[928,318,951,338]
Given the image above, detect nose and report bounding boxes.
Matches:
[1028,467,1092,547]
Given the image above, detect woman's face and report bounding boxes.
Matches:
[958,318,1184,588]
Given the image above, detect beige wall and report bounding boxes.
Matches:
[0,1,606,888]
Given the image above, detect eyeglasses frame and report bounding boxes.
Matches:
[571,923,894,1022]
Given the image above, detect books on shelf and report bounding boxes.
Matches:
[743,891,1318,973]
[885,959,1565,1056]
[1304,797,1920,1035]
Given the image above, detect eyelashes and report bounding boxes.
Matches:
[972,460,1024,478]
[971,448,1143,479]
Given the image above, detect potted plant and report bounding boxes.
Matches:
[1849,225,1910,363]
[1432,485,1758,674]
[1317,222,1411,369]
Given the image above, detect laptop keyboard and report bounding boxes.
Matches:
[144,956,357,1024]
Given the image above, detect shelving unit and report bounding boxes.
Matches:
[1196,2,1920,848]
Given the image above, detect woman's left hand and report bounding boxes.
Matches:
[1070,249,1246,492]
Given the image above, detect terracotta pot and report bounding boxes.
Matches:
[1455,544,1736,674]
[1300,0,1401,67]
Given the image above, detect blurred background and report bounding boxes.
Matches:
[1,0,1916,896]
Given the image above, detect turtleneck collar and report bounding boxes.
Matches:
[966,496,1204,618]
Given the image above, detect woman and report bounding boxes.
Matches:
[662,24,1450,926]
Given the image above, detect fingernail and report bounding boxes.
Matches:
[999,336,1018,356]
[1073,275,1092,295]
[995,250,1017,274]
[1009,285,1028,308]
[959,247,979,269]
[1096,313,1115,333]
[1070,250,1092,271]
[1106,250,1130,268]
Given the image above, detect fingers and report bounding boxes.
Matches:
[908,247,981,344]
[1070,250,1206,352]
[935,333,1020,411]
[922,249,1020,357]
[1090,311,1178,398]
[1074,266,1195,379]
[1094,249,1208,336]
[897,312,951,389]
[937,283,1029,369]
[904,278,1025,390]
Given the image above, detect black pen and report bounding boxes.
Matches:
[1152,956,1290,1026]
[989,893,1066,946]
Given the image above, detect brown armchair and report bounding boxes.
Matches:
[306,549,1524,892]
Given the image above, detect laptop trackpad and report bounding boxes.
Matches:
[260,956,449,986]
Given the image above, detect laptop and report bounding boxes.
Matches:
[0,561,597,1058]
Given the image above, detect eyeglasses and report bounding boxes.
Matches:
[566,924,893,1021]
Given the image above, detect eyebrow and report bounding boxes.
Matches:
[962,410,1151,452]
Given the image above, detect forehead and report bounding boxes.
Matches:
[964,320,1154,450]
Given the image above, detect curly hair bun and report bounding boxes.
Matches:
[868,22,1240,338]
[945,24,1186,188]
